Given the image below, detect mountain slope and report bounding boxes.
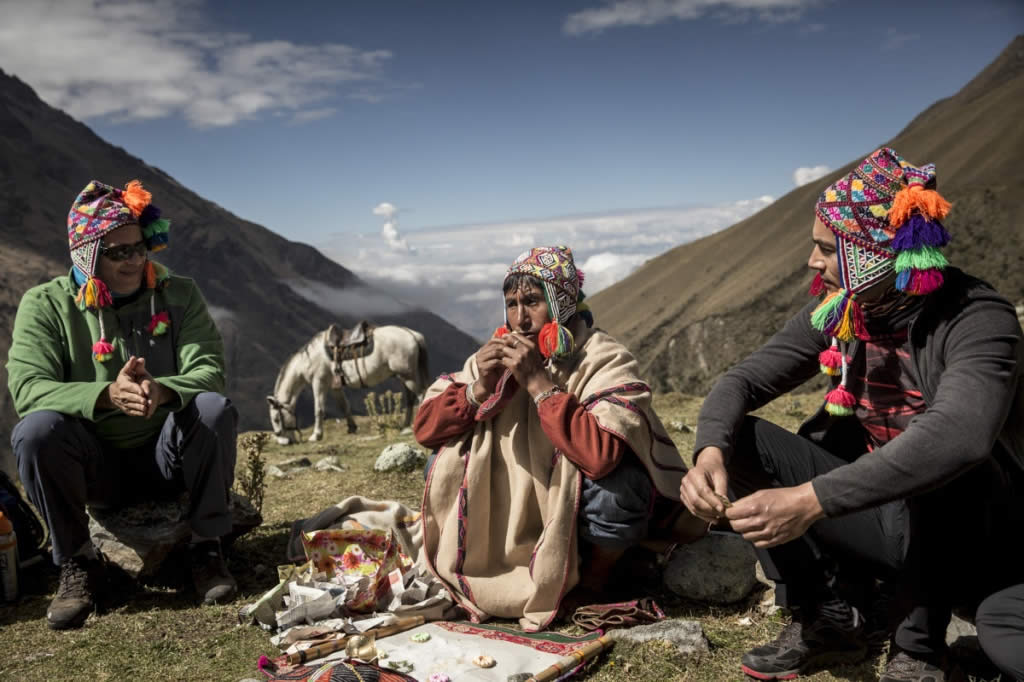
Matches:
[0,69,480,451]
[590,36,1024,393]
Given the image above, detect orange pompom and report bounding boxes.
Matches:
[889,185,952,227]
[493,325,509,338]
[121,179,152,217]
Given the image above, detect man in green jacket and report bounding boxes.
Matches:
[681,148,1024,681]
[7,179,238,630]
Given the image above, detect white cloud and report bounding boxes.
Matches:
[0,0,393,128]
[283,279,414,317]
[373,202,415,253]
[881,27,920,51]
[321,196,775,342]
[564,0,820,35]
[793,165,830,186]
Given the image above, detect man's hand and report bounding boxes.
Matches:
[132,357,170,418]
[499,334,552,397]
[101,356,149,417]
[473,338,510,400]
[680,446,731,523]
[725,482,826,548]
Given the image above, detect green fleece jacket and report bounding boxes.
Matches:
[7,268,225,448]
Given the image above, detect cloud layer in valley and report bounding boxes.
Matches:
[0,0,392,127]
[321,197,774,342]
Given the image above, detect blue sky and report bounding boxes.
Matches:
[1,0,1021,339]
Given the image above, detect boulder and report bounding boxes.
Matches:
[608,619,709,658]
[663,531,759,604]
[374,443,427,473]
[89,491,262,578]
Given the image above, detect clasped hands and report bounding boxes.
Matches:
[101,356,168,418]
[472,333,554,403]
[679,446,826,548]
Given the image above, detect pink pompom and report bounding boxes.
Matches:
[824,384,857,416]
[818,345,842,376]
[576,268,586,288]
[92,338,115,362]
[907,268,944,295]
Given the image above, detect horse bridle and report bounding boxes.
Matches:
[270,399,303,441]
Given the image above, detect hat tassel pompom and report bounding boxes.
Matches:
[894,247,948,296]
[889,185,952,227]
[824,384,857,416]
[822,339,856,416]
[819,339,843,376]
[809,272,826,296]
[92,338,115,362]
[76,276,112,311]
[891,214,951,250]
[538,321,574,360]
[810,289,865,342]
[121,179,152,217]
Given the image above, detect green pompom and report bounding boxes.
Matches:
[894,246,948,272]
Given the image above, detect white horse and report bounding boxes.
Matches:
[266,323,429,445]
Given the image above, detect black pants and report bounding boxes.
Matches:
[13,393,238,565]
[976,584,1024,681]
[728,416,1022,657]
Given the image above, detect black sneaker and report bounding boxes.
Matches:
[189,540,238,605]
[879,649,957,682]
[740,601,868,680]
[47,554,106,630]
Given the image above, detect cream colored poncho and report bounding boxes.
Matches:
[420,321,687,631]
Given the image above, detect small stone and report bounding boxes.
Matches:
[609,619,709,659]
[374,443,427,473]
[473,655,496,668]
[507,674,532,682]
[400,427,413,436]
[410,632,431,643]
[314,456,347,472]
[279,457,313,472]
[669,420,693,433]
[266,465,288,479]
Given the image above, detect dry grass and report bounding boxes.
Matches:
[0,393,997,681]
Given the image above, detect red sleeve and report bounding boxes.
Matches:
[413,383,477,449]
[537,393,627,480]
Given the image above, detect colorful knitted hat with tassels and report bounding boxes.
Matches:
[67,179,173,362]
[811,147,952,415]
[496,245,592,360]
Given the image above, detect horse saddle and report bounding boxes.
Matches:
[340,320,373,347]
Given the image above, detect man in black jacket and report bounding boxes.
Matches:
[681,148,1023,682]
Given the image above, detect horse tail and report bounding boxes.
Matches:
[414,331,430,397]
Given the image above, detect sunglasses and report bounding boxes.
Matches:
[99,240,148,262]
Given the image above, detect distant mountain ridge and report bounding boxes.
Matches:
[590,36,1024,393]
[0,68,480,454]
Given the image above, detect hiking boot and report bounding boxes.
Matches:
[880,649,958,682]
[190,540,238,605]
[740,600,868,680]
[47,554,106,630]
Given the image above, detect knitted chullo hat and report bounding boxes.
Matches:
[811,147,952,415]
[67,179,173,362]
[496,245,592,360]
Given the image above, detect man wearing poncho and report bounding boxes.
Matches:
[680,148,1024,681]
[414,245,705,632]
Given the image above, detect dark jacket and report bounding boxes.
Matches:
[695,268,1024,518]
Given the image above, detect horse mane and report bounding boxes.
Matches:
[274,329,327,398]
